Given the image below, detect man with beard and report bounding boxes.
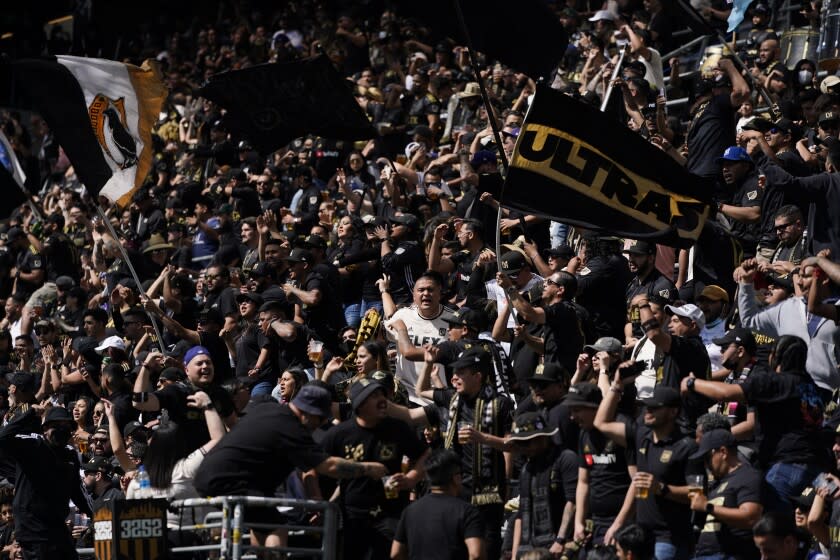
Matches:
[132,346,233,452]
[716,146,763,258]
[624,240,677,344]
[0,406,92,559]
[81,456,123,512]
[321,379,428,559]
[758,205,807,279]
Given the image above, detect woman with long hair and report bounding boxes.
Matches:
[272,368,308,404]
[329,215,367,328]
[126,391,224,531]
[71,396,95,452]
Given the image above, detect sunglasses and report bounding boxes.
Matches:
[545,278,560,286]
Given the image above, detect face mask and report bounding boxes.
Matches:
[799,70,814,85]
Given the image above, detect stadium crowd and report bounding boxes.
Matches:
[3,0,840,559]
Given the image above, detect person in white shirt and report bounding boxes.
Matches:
[383,270,452,405]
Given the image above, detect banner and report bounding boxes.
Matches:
[0,56,166,206]
[0,131,29,218]
[198,55,375,155]
[399,0,567,80]
[727,0,752,33]
[503,85,711,248]
[674,0,717,37]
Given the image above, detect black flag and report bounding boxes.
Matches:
[674,0,717,37]
[503,85,712,248]
[0,131,28,218]
[199,55,375,155]
[400,0,567,79]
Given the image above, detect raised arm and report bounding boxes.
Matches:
[593,369,631,448]
[103,399,134,473]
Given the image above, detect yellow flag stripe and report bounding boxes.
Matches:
[124,60,167,208]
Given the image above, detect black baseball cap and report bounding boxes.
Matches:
[42,406,75,426]
[641,385,681,408]
[450,347,491,374]
[623,240,656,255]
[349,379,386,411]
[285,248,312,263]
[690,428,736,460]
[291,384,332,418]
[440,308,488,332]
[508,412,558,442]
[563,383,602,408]
[527,363,568,384]
[236,292,264,306]
[82,456,113,474]
[500,251,527,274]
[389,214,420,231]
[712,328,757,355]
[546,244,575,260]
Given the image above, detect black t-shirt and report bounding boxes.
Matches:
[320,417,427,519]
[830,499,840,559]
[729,173,763,253]
[15,248,45,298]
[203,286,238,318]
[394,493,484,560]
[579,421,633,519]
[661,335,712,435]
[154,382,232,452]
[695,463,763,559]
[687,93,736,181]
[541,300,584,373]
[576,254,634,340]
[193,400,329,497]
[740,370,824,467]
[196,330,233,382]
[234,324,261,378]
[300,272,344,351]
[626,423,704,543]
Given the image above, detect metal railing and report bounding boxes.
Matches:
[168,496,340,560]
[78,496,339,560]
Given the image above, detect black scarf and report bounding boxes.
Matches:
[518,448,559,551]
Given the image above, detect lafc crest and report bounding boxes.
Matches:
[89,94,138,170]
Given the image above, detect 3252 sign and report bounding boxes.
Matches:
[120,518,163,539]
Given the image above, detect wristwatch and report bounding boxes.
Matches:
[686,377,696,392]
[705,503,715,515]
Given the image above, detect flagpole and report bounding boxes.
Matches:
[600,44,630,112]
[451,0,518,279]
[94,203,167,352]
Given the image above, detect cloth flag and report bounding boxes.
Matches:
[727,0,753,33]
[400,0,567,80]
[198,55,375,155]
[0,131,30,217]
[502,85,711,248]
[674,0,718,36]
[0,55,166,206]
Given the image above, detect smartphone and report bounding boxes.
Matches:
[814,473,839,495]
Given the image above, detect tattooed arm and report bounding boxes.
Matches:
[315,457,388,480]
